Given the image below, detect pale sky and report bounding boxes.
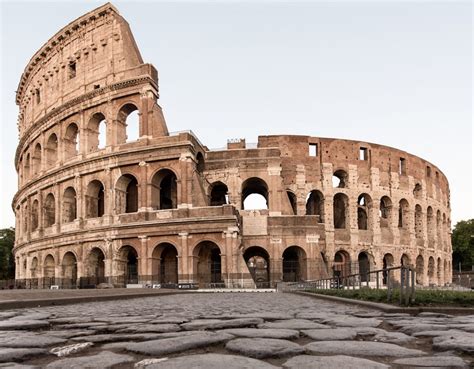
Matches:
[0,0,472,229]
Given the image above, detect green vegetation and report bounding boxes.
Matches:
[308,288,474,307]
[452,219,474,270]
[0,228,15,279]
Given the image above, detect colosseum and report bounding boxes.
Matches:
[12,3,452,289]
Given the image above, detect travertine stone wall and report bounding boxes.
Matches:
[12,3,452,288]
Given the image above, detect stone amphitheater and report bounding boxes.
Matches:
[12,3,452,288]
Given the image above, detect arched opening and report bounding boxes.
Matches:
[30,257,38,279]
[45,133,58,168]
[43,193,56,228]
[306,190,324,223]
[193,241,222,286]
[87,247,106,283]
[286,191,297,215]
[209,181,229,206]
[416,255,424,285]
[333,193,349,229]
[43,254,55,279]
[382,253,394,285]
[64,123,79,159]
[333,250,351,279]
[401,253,410,267]
[31,200,39,231]
[413,183,422,199]
[415,204,423,239]
[151,169,178,210]
[241,177,269,210]
[398,199,409,229]
[115,174,138,213]
[358,252,370,282]
[152,243,178,285]
[428,256,435,285]
[118,104,140,143]
[357,194,372,230]
[119,246,139,284]
[63,187,77,222]
[437,257,442,286]
[87,112,107,152]
[33,143,42,175]
[282,246,307,282]
[23,204,28,234]
[61,252,77,287]
[379,196,392,228]
[24,153,30,180]
[442,213,447,251]
[244,246,270,288]
[196,152,205,172]
[86,180,105,218]
[427,206,435,246]
[332,170,348,188]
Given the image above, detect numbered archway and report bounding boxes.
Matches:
[118,246,139,284]
[152,243,178,285]
[61,252,77,287]
[193,241,222,286]
[333,250,351,279]
[282,246,307,282]
[244,246,271,288]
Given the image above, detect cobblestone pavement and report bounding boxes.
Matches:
[0,292,472,368]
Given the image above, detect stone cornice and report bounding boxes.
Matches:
[15,75,157,167]
[16,3,118,105]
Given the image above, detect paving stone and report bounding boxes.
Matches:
[50,342,93,357]
[45,351,134,368]
[44,330,97,338]
[137,353,280,369]
[116,324,181,333]
[305,340,426,357]
[283,355,389,369]
[181,318,263,330]
[122,332,233,356]
[412,329,465,338]
[392,355,468,368]
[0,332,66,348]
[399,324,449,335]
[218,328,299,339]
[302,328,357,340]
[417,312,453,318]
[0,320,49,330]
[10,313,51,321]
[71,333,163,343]
[202,313,293,321]
[323,316,382,328]
[225,338,305,359]
[352,311,384,318]
[258,319,329,330]
[150,317,189,324]
[432,332,474,354]
[0,348,48,362]
[0,363,40,369]
[372,331,415,344]
[0,312,18,320]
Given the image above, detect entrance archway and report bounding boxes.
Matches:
[416,255,424,285]
[87,247,106,285]
[333,250,351,279]
[382,253,394,285]
[193,241,222,286]
[152,243,178,285]
[282,246,307,282]
[358,252,370,282]
[119,246,139,284]
[244,246,270,288]
[61,252,77,288]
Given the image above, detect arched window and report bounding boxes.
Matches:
[33,143,42,175]
[209,181,229,206]
[61,252,77,285]
[43,193,56,227]
[63,187,77,222]
[45,133,58,168]
[306,190,324,222]
[64,123,79,159]
[24,153,31,180]
[152,243,178,284]
[243,246,271,288]
[151,169,178,210]
[115,174,139,213]
[286,191,297,215]
[427,206,435,246]
[196,152,205,172]
[31,200,39,231]
[398,199,409,229]
[87,248,106,282]
[43,254,55,278]
[379,196,392,228]
[333,193,349,229]
[415,204,423,238]
[332,170,348,188]
[118,104,140,143]
[87,113,107,152]
[118,246,138,284]
[416,255,424,285]
[382,253,394,285]
[334,250,351,278]
[358,252,370,282]
[241,177,269,210]
[282,246,307,281]
[413,183,422,199]
[86,180,105,218]
[193,241,222,286]
[357,194,372,230]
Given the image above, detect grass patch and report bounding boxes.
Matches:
[306,288,474,307]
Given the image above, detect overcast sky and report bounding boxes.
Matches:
[0,0,472,229]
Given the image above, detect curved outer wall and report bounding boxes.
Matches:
[13,4,452,288]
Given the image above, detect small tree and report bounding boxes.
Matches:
[0,228,15,279]
[452,219,474,271]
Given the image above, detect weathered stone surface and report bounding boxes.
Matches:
[45,351,134,369]
[138,353,280,369]
[0,332,66,348]
[392,355,468,368]
[71,333,163,343]
[218,328,299,339]
[399,324,448,335]
[0,320,49,330]
[50,342,93,357]
[0,364,40,369]
[123,332,233,355]
[225,338,305,359]
[302,328,357,340]
[0,348,48,362]
[181,318,263,330]
[258,319,329,330]
[305,341,426,357]
[116,323,180,333]
[372,331,415,344]
[432,332,474,354]
[283,355,389,369]
[10,313,51,321]
[323,316,382,328]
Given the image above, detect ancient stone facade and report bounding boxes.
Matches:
[12,3,452,288]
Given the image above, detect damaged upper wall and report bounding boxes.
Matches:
[15,3,150,136]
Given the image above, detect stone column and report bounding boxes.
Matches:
[178,232,190,283]
[138,236,149,283]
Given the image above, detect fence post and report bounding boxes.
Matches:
[376,271,379,290]
[387,269,391,302]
